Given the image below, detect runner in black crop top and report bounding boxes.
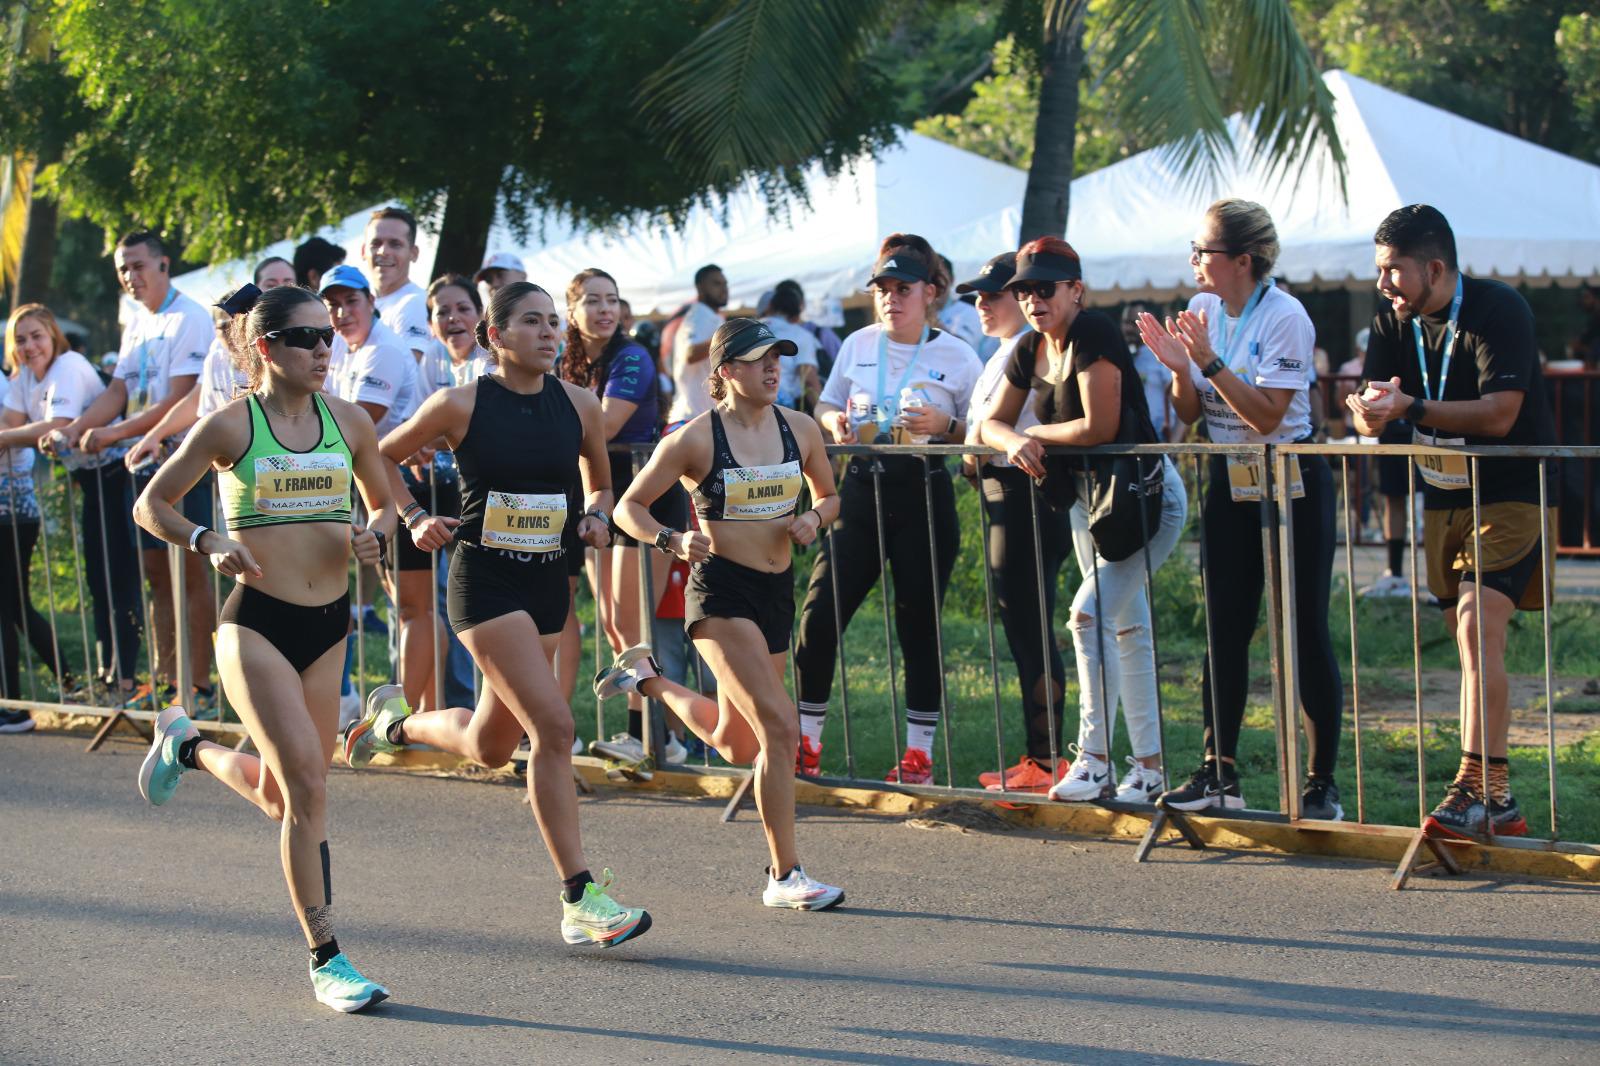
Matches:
[691,407,803,522]
[455,373,582,552]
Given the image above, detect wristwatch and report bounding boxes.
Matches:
[1405,396,1426,424]
[1200,357,1226,379]
[654,527,678,554]
[585,508,612,532]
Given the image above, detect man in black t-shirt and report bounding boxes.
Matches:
[1349,205,1558,842]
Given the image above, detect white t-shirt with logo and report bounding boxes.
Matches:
[3,350,118,470]
[820,323,981,436]
[0,373,32,480]
[762,317,821,409]
[113,289,212,431]
[327,319,420,438]
[1183,285,1314,444]
[196,337,251,418]
[965,330,1035,468]
[667,301,724,424]
[374,280,431,353]
[417,339,495,401]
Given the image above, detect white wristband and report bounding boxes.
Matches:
[189,526,210,553]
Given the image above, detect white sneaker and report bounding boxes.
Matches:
[590,732,646,763]
[1114,758,1164,803]
[762,865,844,910]
[1359,571,1410,599]
[663,734,687,766]
[1046,745,1114,802]
[571,735,584,756]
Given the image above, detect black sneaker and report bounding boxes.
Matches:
[1158,760,1244,812]
[1300,775,1344,821]
[1423,783,1486,839]
[0,709,35,734]
[1489,794,1528,837]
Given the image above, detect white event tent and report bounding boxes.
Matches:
[175,71,1600,314]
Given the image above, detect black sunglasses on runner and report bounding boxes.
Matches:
[1011,280,1060,301]
[264,325,336,350]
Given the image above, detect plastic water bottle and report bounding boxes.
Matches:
[898,388,931,445]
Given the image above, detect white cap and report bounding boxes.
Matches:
[474,252,527,284]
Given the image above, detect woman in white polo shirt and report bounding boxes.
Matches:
[1137,199,1344,820]
[792,233,981,784]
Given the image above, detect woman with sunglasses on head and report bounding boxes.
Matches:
[980,239,1188,804]
[594,317,845,909]
[560,268,685,748]
[344,282,652,950]
[1136,199,1344,819]
[131,283,395,1012]
[793,234,982,783]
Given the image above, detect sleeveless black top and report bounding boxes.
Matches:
[455,375,581,555]
[691,409,803,522]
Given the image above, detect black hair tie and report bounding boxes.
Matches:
[216,283,262,316]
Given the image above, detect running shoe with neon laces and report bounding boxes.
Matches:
[979,755,1059,793]
[1157,759,1245,812]
[795,736,822,778]
[763,865,845,910]
[560,869,652,947]
[138,706,199,806]
[1047,745,1115,802]
[588,733,654,781]
[884,747,933,784]
[592,645,660,700]
[343,684,411,769]
[1114,758,1165,803]
[309,952,389,1013]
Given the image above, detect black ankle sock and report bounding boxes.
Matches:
[773,866,797,882]
[311,938,341,968]
[177,736,203,770]
[562,870,594,904]
[1386,538,1405,575]
[385,716,406,745]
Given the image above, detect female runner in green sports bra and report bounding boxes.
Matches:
[596,317,846,911]
[132,282,398,1013]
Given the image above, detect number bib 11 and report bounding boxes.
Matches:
[1225,455,1304,503]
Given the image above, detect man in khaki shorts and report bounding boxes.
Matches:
[1349,205,1558,840]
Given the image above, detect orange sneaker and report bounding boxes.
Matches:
[884,748,933,785]
[795,736,822,778]
[979,756,1059,793]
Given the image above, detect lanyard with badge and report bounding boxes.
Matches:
[874,324,928,438]
[1410,275,1470,491]
[132,287,180,415]
[1218,280,1304,502]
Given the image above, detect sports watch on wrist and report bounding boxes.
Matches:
[1405,396,1426,424]
[585,508,612,532]
[1200,357,1226,379]
[654,528,677,554]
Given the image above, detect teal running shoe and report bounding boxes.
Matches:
[343,684,411,769]
[559,869,653,948]
[138,706,198,806]
[309,952,389,1013]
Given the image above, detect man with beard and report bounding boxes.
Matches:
[1348,204,1557,841]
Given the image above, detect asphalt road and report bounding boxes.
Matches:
[3,732,1596,1065]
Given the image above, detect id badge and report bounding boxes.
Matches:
[482,491,566,551]
[1226,455,1304,502]
[1412,428,1470,491]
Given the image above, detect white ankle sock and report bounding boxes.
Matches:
[905,715,937,755]
[798,702,827,745]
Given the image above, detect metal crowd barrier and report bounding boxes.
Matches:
[8,437,1599,885]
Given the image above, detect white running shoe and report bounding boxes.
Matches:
[1046,745,1114,802]
[1359,571,1410,599]
[762,866,844,910]
[663,734,688,766]
[593,645,660,700]
[1114,758,1165,803]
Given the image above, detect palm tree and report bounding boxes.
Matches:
[638,0,1345,243]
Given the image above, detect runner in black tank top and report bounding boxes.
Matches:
[350,282,653,949]
[598,318,847,911]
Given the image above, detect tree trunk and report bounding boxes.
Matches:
[12,180,58,307]
[430,170,501,281]
[1018,8,1088,244]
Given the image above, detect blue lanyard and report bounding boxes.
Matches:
[1219,279,1273,369]
[1411,274,1463,402]
[875,324,928,431]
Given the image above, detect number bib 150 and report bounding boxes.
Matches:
[482,491,566,552]
[1412,428,1470,491]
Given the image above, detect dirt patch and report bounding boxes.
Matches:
[1310,670,1600,746]
[904,802,1020,834]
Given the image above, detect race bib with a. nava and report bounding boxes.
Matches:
[482,491,566,551]
[1412,428,1471,491]
[721,461,802,520]
[254,453,351,515]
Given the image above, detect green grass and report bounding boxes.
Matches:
[18,464,1600,845]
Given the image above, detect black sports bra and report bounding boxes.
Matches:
[691,409,803,522]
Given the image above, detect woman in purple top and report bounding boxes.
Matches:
[561,268,688,737]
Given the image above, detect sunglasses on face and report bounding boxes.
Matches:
[264,326,335,350]
[1011,280,1062,301]
[1189,242,1234,261]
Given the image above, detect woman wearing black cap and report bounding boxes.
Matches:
[957,253,1072,795]
[595,316,844,909]
[1136,199,1343,819]
[793,233,982,784]
[345,282,654,950]
[981,237,1188,805]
